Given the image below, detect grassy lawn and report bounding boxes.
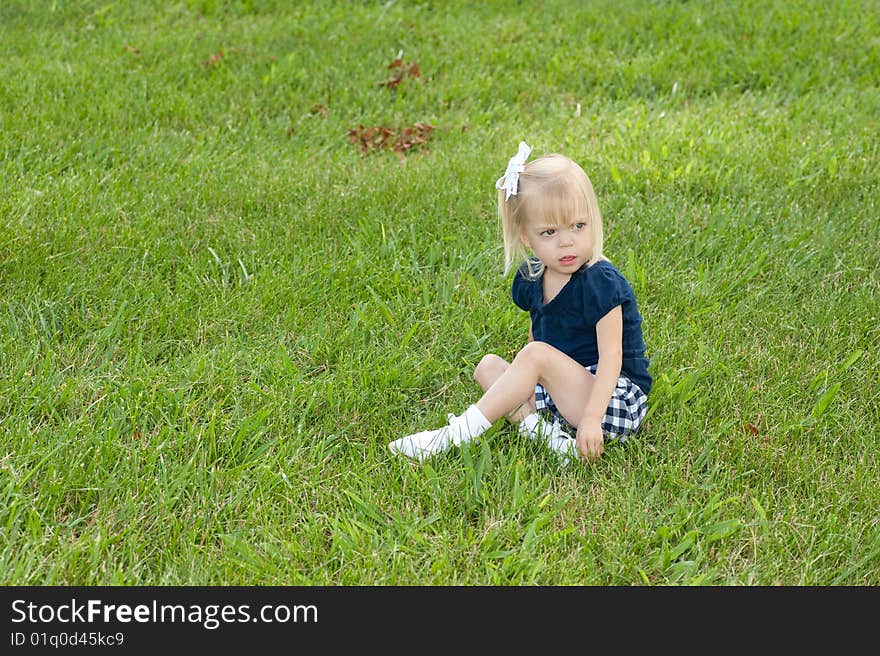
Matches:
[1,0,878,585]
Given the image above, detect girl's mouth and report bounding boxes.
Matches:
[559,256,577,265]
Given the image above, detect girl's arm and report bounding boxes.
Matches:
[577,306,623,459]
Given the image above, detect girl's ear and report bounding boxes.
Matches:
[519,229,530,246]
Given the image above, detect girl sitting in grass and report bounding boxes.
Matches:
[389,142,651,464]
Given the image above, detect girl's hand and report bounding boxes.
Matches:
[576,419,604,461]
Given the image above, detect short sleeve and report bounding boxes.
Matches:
[511,264,534,311]
[581,261,632,319]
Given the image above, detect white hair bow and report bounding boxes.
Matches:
[495,141,533,201]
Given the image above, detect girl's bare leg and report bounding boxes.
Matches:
[474,342,595,427]
[389,343,593,464]
[473,354,536,423]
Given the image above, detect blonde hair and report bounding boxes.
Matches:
[498,153,604,278]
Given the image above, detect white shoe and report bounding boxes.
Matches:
[389,413,479,464]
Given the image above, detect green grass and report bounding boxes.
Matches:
[1,0,878,585]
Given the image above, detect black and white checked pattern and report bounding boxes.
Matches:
[534,364,648,442]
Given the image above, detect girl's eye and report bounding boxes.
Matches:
[541,229,555,237]
[575,222,586,230]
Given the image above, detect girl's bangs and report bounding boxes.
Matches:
[523,183,591,227]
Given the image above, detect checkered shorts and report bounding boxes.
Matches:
[534,365,648,442]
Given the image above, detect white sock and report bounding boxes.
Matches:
[449,404,492,446]
[517,412,578,462]
[518,412,542,438]
[519,413,574,442]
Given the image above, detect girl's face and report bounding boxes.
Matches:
[520,215,594,276]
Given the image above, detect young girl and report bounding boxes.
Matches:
[389,142,651,464]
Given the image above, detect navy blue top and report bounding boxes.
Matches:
[511,259,652,396]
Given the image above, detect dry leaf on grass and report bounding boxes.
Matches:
[379,57,422,88]
[347,122,434,155]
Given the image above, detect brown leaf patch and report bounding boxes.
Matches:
[309,104,329,118]
[379,56,422,88]
[347,123,434,156]
[392,122,433,153]
[347,125,396,152]
[203,50,224,67]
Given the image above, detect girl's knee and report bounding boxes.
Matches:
[515,340,551,364]
[474,353,505,383]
